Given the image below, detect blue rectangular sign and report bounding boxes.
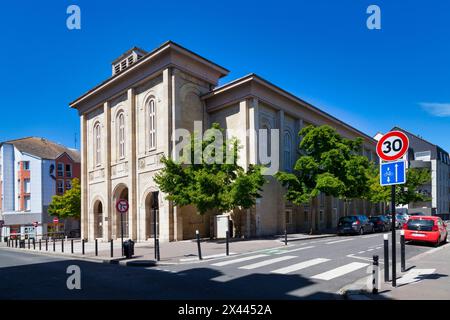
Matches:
[380,160,406,186]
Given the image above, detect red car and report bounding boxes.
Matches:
[403,216,448,247]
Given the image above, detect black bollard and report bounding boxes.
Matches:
[196,230,202,260]
[110,239,113,258]
[95,239,98,256]
[400,230,406,272]
[372,255,379,294]
[33,238,35,250]
[284,229,288,246]
[39,239,42,251]
[155,238,160,261]
[71,239,74,254]
[226,230,230,256]
[384,234,389,282]
[15,238,18,248]
[61,238,64,253]
[82,239,85,255]
[45,239,48,251]
[28,238,30,249]
[53,239,56,252]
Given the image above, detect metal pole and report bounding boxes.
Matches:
[71,239,74,254]
[372,255,379,294]
[400,229,406,272]
[45,239,48,251]
[391,185,396,287]
[95,239,98,256]
[153,209,157,260]
[33,238,35,250]
[121,212,124,257]
[196,230,202,260]
[15,238,18,248]
[155,238,160,261]
[82,239,85,255]
[226,230,230,256]
[110,239,113,258]
[53,239,56,252]
[284,229,288,246]
[39,239,41,251]
[61,238,64,253]
[383,233,389,282]
[28,238,30,249]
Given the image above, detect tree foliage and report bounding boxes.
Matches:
[276,125,371,206]
[48,178,81,219]
[154,123,266,215]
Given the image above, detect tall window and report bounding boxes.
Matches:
[24,196,31,211]
[117,112,126,159]
[24,179,31,193]
[57,180,64,194]
[148,99,156,150]
[66,164,72,178]
[94,123,102,166]
[283,131,292,171]
[57,163,64,177]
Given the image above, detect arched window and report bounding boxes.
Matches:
[117,112,125,159]
[94,122,102,166]
[148,99,156,150]
[284,130,292,171]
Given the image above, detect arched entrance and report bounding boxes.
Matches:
[113,185,129,239]
[93,200,103,238]
[144,192,159,240]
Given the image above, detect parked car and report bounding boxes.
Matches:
[337,215,374,235]
[369,215,391,232]
[403,216,448,247]
[386,214,406,229]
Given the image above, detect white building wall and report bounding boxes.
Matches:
[1,144,15,212]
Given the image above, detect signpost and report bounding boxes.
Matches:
[116,199,129,257]
[376,130,409,287]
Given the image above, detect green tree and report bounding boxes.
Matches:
[276,125,371,232]
[48,178,81,219]
[366,165,431,207]
[154,123,266,235]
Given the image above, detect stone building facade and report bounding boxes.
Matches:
[70,41,381,242]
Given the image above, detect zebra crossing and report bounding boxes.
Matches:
[210,252,369,282]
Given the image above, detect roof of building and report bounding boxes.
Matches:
[392,126,449,155]
[111,46,148,65]
[203,73,377,144]
[1,137,80,162]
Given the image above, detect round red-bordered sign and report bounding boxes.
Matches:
[116,199,129,213]
[53,217,59,224]
[376,131,409,161]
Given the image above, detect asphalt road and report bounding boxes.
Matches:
[0,230,447,300]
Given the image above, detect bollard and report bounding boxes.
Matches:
[383,234,389,282]
[95,239,98,256]
[110,239,113,258]
[284,229,288,246]
[196,230,202,260]
[226,230,230,256]
[61,238,64,253]
[15,238,18,248]
[155,238,160,261]
[33,238,35,250]
[372,255,379,294]
[39,239,42,251]
[53,239,56,252]
[45,239,48,251]
[71,239,74,254]
[400,230,406,272]
[82,239,85,255]
[28,238,30,249]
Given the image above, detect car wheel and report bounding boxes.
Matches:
[434,237,441,247]
[359,228,364,235]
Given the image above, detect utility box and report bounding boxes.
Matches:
[214,215,229,239]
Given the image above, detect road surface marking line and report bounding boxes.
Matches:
[367,249,374,251]
[271,258,331,274]
[211,254,268,267]
[179,252,237,262]
[239,256,297,270]
[311,262,369,280]
[361,234,380,239]
[274,246,315,254]
[326,238,355,244]
[358,251,365,254]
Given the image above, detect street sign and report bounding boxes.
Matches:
[116,199,129,213]
[380,160,406,186]
[376,131,409,161]
[53,217,59,224]
[33,221,39,228]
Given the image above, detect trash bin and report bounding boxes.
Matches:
[123,240,135,259]
[19,240,26,248]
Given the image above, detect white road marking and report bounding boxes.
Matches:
[326,238,355,244]
[239,255,297,270]
[180,252,237,262]
[347,254,383,263]
[367,249,374,252]
[311,262,369,280]
[211,254,268,267]
[274,246,315,255]
[271,258,330,274]
[358,251,365,254]
[397,269,436,286]
[361,234,380,239]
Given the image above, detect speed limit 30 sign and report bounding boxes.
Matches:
[376,131,409,161]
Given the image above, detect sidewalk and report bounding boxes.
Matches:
[0,231,335,267]
[343,243,450,300]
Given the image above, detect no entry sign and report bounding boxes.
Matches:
[116,199,129,213]
[376,131,409,161]
[53,217,59,224]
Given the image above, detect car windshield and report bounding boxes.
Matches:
[339,216,357,223]
[407,219,434,231]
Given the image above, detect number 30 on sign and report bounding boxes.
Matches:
[376,131,409,161]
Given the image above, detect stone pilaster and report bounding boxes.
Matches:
[104,101,112,241]
[80,114,88,240]
[127,88,138,240]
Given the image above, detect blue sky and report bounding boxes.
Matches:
[0,0,449,151]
